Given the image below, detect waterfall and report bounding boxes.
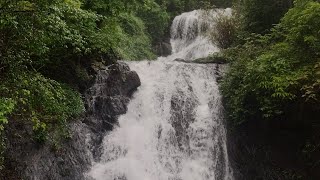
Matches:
[170,8,231,60]
[88,8,233,180]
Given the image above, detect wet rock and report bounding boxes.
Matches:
[24,121,92,180]
[193,55,228,64]
[174,58,188,63]
[154,39,172,57]
[170,90,197,151]
[85,62,140,131]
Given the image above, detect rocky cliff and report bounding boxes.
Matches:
[1,62,140,180]
[227,107,320,180]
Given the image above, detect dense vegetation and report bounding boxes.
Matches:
[216,0,320,178]
[222,0,319,132]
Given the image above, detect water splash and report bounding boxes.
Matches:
[88,8,233,180]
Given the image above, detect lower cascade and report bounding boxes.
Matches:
[88,8,233,180]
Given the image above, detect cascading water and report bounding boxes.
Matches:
[88,8,233,180]
[170,9,230,60]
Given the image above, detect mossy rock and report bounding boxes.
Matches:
[193,54,228,64]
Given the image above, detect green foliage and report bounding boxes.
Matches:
[0,99,14,169]
[0,98,15,169]
[137,1,170,44]
[222,0,320,125]
[234,0,293,34]
[281,0,320,57]
[193,52,229,64]
[0,71,84,141]
[116,13,156,60]
[0,99,15,130]
[165,0,232,14]
[81,0,161,60]
[0,0,104,79]
[211,0,233,8]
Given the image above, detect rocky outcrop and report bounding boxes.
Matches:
[154,38,172,57]
[2,62,140,180]
[85,62,140,132]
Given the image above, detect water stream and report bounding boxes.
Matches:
[88,8,233,180]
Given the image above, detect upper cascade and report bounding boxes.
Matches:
[169,8,232,60]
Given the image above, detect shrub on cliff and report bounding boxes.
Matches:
[209,11,238,49]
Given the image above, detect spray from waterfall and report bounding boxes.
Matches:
[88,8,233,180]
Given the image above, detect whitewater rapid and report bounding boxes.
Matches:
[88,8,233,180]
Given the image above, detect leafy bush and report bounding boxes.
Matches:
[209,11,238,49]
[0,98,15,169]
[235,0,293,34]
[0,99,15,131]
[0,70,84,167]
[138,1,170,45]
[222,0,320,125]
[0,72,84,140]
[115,13,156,60]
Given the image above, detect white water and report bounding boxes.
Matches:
[88,8,233,180]
[170,9,232,60]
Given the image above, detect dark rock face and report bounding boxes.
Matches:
[227,120,305,180]
[2,62,140,180]
[174,58,187,63]
[154,38,172,57]
[227,105,320,180]
[85,62,141,131]
[24,122,92,180]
